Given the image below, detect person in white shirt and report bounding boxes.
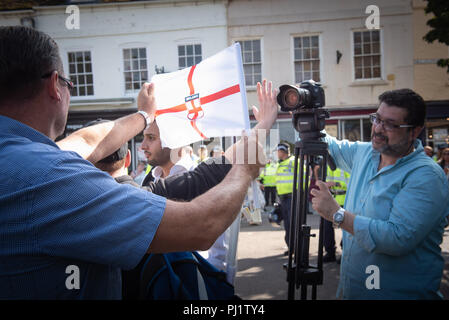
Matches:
[140,122,235,283]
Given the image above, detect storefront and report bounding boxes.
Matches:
[424,100,449,158]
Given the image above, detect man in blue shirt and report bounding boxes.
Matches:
[311,89,449,299]
[0,26,278,299]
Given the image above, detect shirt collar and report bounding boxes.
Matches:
[371,139,424,173]
[0,115,59,149]
[152,155,195,181]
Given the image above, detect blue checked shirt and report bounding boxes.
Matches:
[0,115,166,299]
[325,134,449,299]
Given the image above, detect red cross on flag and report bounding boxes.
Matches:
[151,43,249,149]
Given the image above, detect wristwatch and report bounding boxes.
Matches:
[137,110,151,130]
[332,207,345,228]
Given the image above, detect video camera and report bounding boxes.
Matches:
[277,80,329,141]
[275,79,332,300]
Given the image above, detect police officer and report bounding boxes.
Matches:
[275,142,295,254]
[258,159,278,208]
[323,166,350,263]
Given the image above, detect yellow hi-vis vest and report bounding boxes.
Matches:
[326,166,350,206]
[259,162,278,187]
[275,156,296,195]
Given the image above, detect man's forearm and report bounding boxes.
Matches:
[147,157,232,201]
[57,112,147,163]
[341,210,355,235]
[148,164,254,253]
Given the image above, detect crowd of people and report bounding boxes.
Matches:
[1,25,449,300]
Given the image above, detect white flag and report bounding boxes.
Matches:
[151,43,249,149]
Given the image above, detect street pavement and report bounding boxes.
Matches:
[234,210,449,300]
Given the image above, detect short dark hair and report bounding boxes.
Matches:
[0,26,62,104]
[378,89,426,127]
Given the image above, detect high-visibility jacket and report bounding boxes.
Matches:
[326,166,350,206]
[275,156,295,195]
[259,162,278,187]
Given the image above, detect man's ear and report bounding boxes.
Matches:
[124,149,131,169]
[46,71,62,101]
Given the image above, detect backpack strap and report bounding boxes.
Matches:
[139,254,165,299]
[192,253,208,300]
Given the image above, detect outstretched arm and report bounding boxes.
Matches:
[57,83,156,164]
[146,157,232,201]
[148,133,265,253]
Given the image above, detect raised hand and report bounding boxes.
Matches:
[253,79,279,132]
[137,82,157,123]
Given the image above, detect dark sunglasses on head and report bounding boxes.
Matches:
[41,71,74,91]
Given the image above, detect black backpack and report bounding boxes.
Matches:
[138,251,238,300]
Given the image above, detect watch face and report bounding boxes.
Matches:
[334,212,344,223]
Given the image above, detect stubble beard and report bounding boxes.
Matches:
[371,131,412,158]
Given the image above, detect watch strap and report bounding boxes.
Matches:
[137,110,151,130]
[332,207,345,228]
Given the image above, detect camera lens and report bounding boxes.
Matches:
[284,89,299,109]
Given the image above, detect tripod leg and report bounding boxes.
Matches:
[287,148,301,300]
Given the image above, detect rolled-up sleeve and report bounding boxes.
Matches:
[353,215,376,252]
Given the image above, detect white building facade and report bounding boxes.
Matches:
[228,0,415,148]
[1,0,433,163]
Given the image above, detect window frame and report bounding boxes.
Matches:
[67,50,95,97]
[291,34,322,85]
[122,46,149,93]
[177,43,203,69]
[351,29,383,82]
[336,115,371,142]
[235,38,263,89]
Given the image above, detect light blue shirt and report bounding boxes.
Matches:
[326,135,449,299]
[0,115,166,299]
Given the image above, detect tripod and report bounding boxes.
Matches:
[286,139,332,300]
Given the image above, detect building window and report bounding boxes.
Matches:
[68,51,94,96]
[340,118,372,142]
[237,39,262,87]
[123,48,148,92]
[178,44,202,69]
[294,35,320,83]
[353,30,381,80]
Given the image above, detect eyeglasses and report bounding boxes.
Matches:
[369,113,414,131]
[42,71,74,92]
[443,152,449,156]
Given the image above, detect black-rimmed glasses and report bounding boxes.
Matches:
[369,113,414,131]
[42,71,74,92]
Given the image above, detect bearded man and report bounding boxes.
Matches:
[311,89,449,299]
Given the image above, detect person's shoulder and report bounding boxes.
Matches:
[407,152,447,182]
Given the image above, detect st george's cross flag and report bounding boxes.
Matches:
[151,43,249,149]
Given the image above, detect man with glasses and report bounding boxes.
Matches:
[0,26,278,299]
[310,89,449,299]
